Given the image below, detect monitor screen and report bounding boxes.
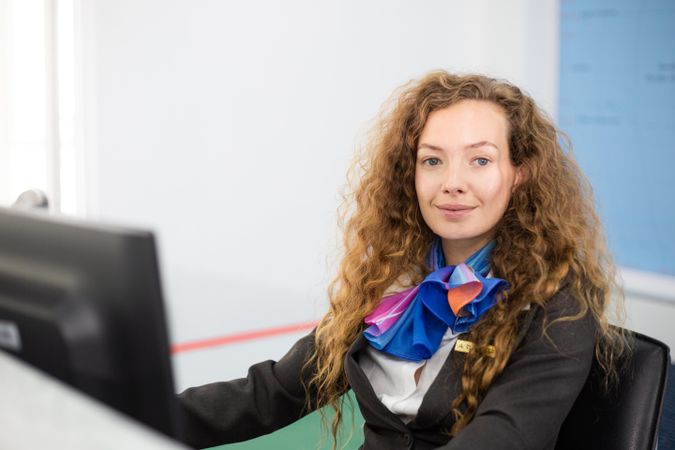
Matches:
[0,207,180,439]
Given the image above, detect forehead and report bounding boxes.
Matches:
[419,100,510,147]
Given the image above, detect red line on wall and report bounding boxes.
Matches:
[171,320,319,354]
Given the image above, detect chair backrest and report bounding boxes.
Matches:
[555,330,670,450]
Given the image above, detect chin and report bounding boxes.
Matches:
[432,225,494,243]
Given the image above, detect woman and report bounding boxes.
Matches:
[178,71,628,450]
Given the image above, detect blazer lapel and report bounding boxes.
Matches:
[344,333,409,432]
[410,305,539,430]
[409,334,467,429]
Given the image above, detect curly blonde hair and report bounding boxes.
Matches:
[303,71,629,447]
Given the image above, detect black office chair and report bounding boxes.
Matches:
[556,330,670,450]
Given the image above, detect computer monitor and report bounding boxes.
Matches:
[0,207,180,439]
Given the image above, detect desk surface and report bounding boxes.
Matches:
[0,350,188,450]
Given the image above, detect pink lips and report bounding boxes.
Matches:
[436,204,476,219]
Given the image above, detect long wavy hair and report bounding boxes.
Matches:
[303,71,629,447]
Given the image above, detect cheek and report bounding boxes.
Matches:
[475,170,514,210]
[414,171,430,204]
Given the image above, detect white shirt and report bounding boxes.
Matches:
[358,328,459,423]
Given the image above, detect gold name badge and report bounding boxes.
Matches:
[454,339,496,358]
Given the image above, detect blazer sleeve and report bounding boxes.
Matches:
[176,331,316,449]
[440,286,596,450]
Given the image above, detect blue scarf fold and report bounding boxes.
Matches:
[363,240,508,361]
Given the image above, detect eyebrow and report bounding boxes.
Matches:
[418,141,500,152]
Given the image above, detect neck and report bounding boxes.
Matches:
[441,235,492,265]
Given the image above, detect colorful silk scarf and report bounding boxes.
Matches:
[363,240,508,361]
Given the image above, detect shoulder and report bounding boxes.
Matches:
[516,282,597,359]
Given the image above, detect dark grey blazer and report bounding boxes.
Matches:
[177,284,596,450]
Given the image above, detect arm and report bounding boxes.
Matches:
[440,287,596,450]
[176,332,317,449]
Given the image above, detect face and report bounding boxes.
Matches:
[415,100,522,264]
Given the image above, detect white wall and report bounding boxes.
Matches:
[81,0,647,391]
[621,269,675,355]
[0,0,8,204]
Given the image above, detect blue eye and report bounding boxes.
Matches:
[424,157,441,166]
[475,157,490,166]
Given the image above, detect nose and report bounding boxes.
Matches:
[441,164,468,194]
